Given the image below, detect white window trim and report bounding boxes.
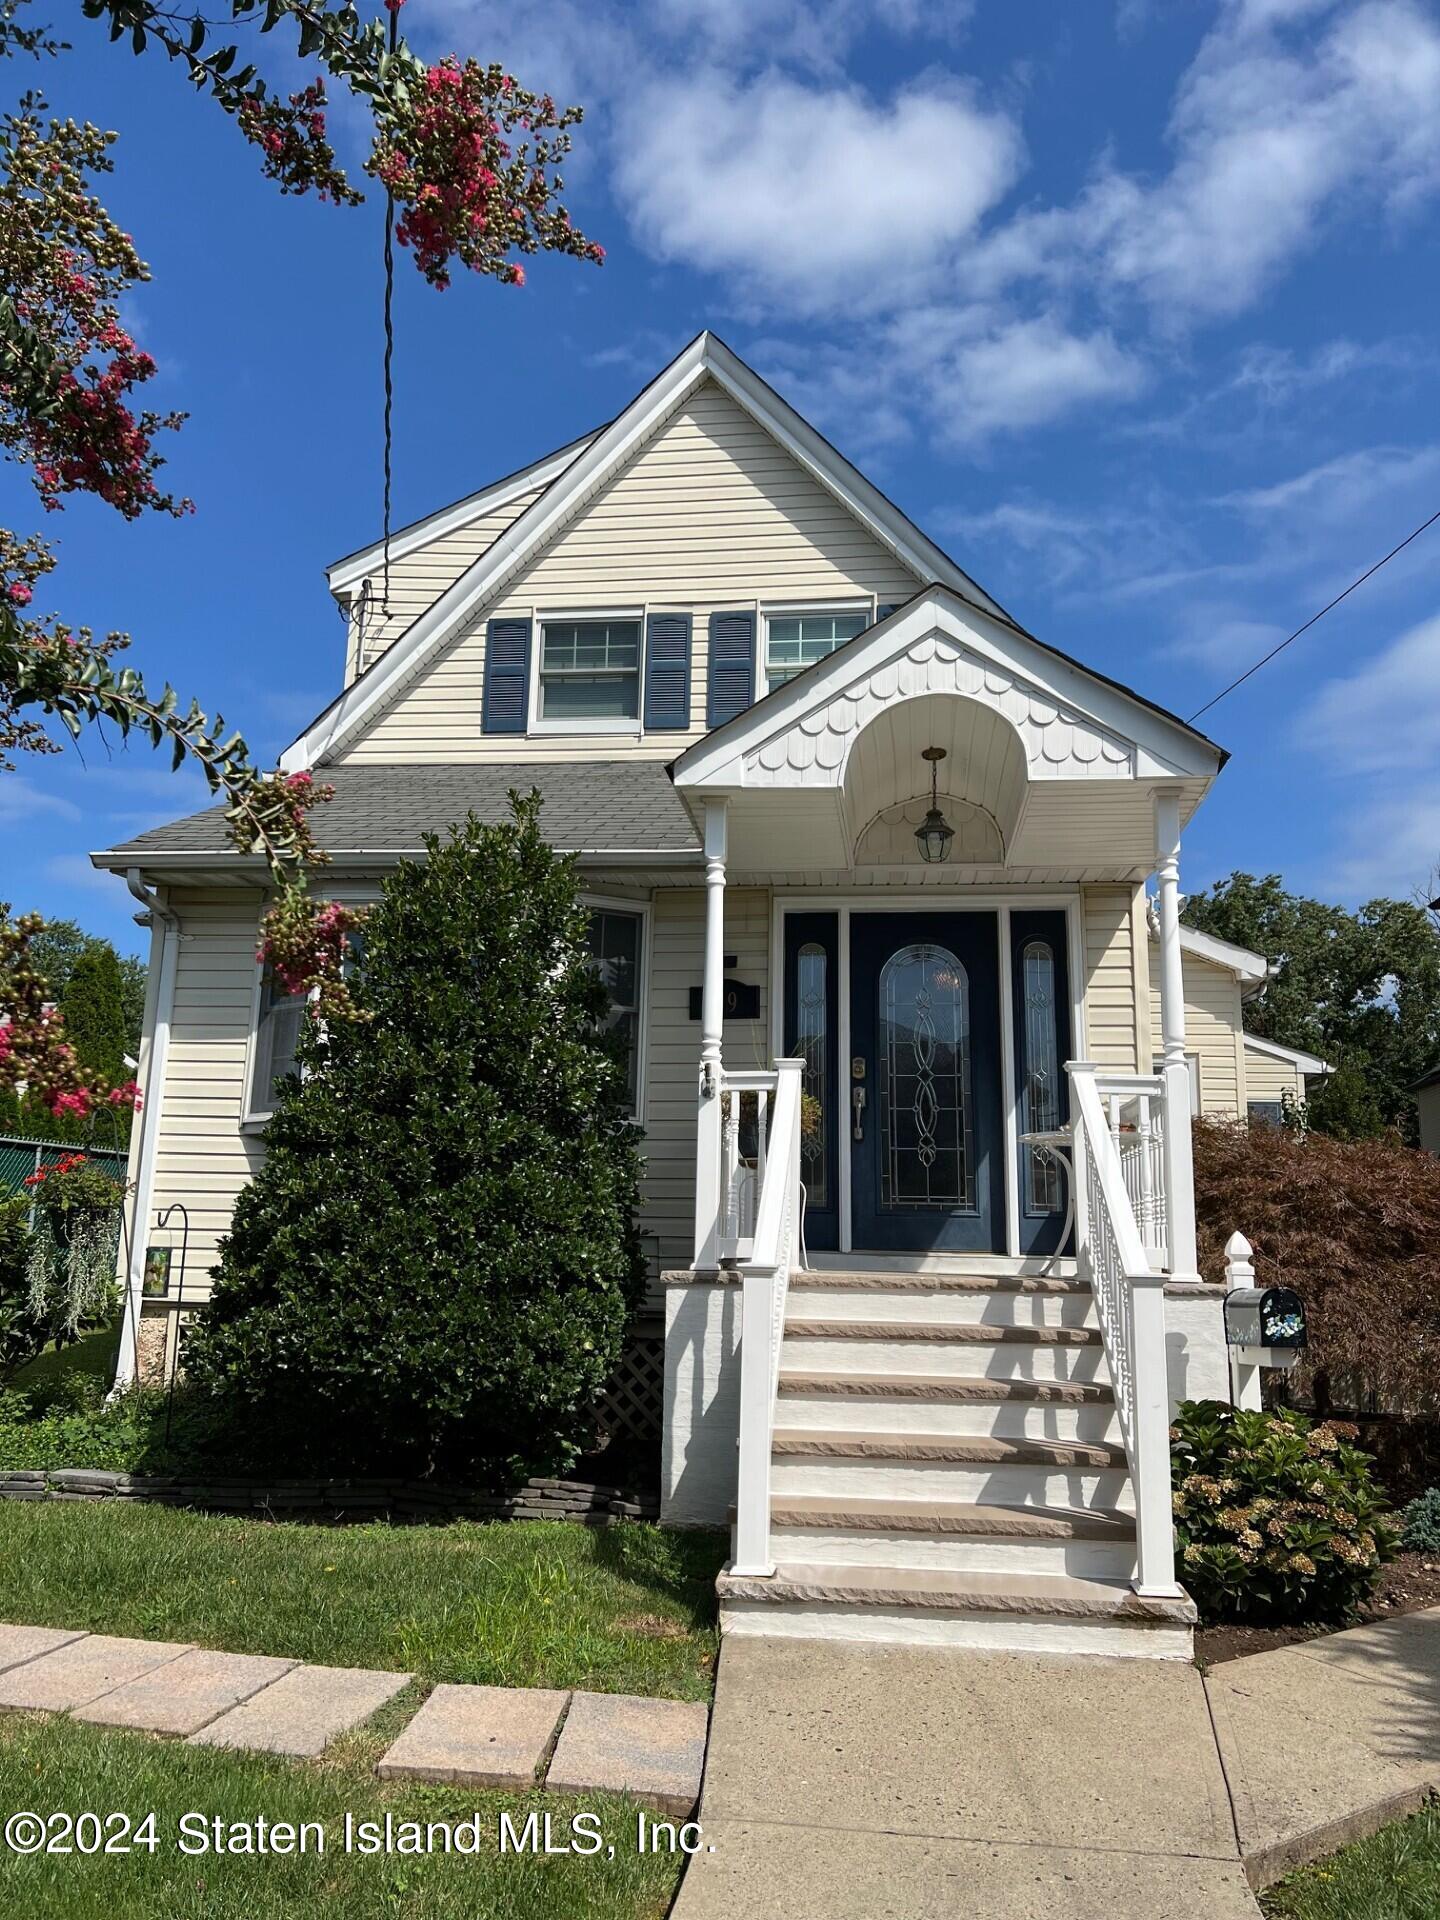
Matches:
[758,598,876,698]
[242,960,313,1130]
[1154,1050,1202,1115]
[581,893,651,1126]
[529,606,646,736]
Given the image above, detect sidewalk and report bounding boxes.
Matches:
[675,1606,1440,1920]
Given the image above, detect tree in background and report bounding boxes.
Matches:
[184,800,645,1479]
[0,913,140,1142]
[0,0,602,1117]
[1183,873,1440,1141]
[26,919,144,1055]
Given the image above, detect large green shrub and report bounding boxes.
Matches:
[1172,1400,1397,1624]
[0,1194,42,1382]
[184,799,645,1480]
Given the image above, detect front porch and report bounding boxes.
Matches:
[658,589,1228,1653]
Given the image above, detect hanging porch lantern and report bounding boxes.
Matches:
[914,745,955,864]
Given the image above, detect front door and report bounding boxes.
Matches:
[849,913,1004,1253]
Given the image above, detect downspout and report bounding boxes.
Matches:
[111,870,180,1393]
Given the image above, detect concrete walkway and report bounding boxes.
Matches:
[675,1606,1440,1920]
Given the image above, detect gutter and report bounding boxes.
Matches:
[111,870,181,1394]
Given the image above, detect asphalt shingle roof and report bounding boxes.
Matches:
[97,762,700,861]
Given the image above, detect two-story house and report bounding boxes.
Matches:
[97,332,1286,1657]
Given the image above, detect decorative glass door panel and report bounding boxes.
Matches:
[878,944,974,1213]
[783,913,840,1250]
[1010,910,1073,1258]
[850,913,1003,1254]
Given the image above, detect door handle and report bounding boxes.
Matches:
[851,1084,867,1141]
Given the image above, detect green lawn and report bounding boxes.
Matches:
[0,1700,685,1918]
[0,1503,726,1700]
[1263,1804,1440,1919]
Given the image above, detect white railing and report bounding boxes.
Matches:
[1094,1071,1170,1270]
[1068,1062,1179,1598]
[718,1071,776,1259]
[729,1057,805,1577]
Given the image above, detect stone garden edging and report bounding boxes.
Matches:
[0,1467,659,1524]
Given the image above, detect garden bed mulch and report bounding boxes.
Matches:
[1196,1550,1440,1666]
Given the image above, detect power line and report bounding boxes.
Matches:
[1187,506,1440,722]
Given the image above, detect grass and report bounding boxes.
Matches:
[0,1503,726,1701]
[0,1700,685,1918]
[1263,1803,1440,1918]
[12,1322,121,1396]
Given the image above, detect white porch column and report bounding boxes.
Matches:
[1155,788,1200,1283]
[693,797,728,1270]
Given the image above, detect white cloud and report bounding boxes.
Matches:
[1310,784,1440,902]
[1297,612,1440,773]
[937,316,1145,439]
[612,70,1022,309]
[44,854,124,898]
[0,776,81,827]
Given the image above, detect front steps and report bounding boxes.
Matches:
[718,1262,1195,1658]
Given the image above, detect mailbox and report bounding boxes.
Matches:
[1224,1285,1307,1370]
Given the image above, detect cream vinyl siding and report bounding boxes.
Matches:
[146,890,268,1293]
[639,885,771,1276]
[1148,947,1246,1119]
[343,487,545,683]
[1079,884,1148,1070]
[338,379,919,764]
[1243,1046,1306,1108]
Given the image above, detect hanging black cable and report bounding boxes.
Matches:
[1188,505,1440,722]
[379,2,399,617]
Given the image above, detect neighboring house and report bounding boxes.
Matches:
[1412,1066,1440,1153]
[99,332,1266,1657]
[1242,1034,1331,1126]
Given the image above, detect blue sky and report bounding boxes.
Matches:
[3,0,1438,958]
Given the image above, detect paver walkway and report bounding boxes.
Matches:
[0,1621,708,1811]
[674,1606,1440,1920]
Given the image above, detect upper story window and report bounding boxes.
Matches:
[538,617,640,726]
[763,609,867,691]
[246,971,307,1123]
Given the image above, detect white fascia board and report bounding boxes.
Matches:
[325,434,597,596]
[674,588,1222,790]
[1242,1031,1330,1075]
[282,335,715,772]
[1166,923,1270,986]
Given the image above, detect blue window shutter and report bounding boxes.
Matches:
[482,618,531,734]
[707,611,755,728]
[643,613,692,731]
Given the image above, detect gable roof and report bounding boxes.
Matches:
[325,430,599,597]
[1242,1032,1330,1077]
[280,330,1014,773]
[91,762,698,870]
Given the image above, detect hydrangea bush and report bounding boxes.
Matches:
[1171,1400,1397,1624]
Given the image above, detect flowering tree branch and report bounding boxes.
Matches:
[0,0,603,1114]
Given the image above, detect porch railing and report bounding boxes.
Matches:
[1094,1072,1170,1270]
[1067,1061,1179,1598]
[725,1057,805,1577]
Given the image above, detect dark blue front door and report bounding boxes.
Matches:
[849,913,1004,1253]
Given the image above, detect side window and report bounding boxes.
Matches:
[1248,1100,1284,1128]
[247,971,307,1121]
[587,908,644,1115]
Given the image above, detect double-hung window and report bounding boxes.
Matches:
[586,906,644,1117]
[246,971,307,1122]
[538,617,641,725]
[763,608,867,691]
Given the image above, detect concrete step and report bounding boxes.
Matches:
[766,1496,1137,1578]
[796,1255,1080,1280]
[789,1287,1097,1330]
[776,1381,1122,1444]
[790,1270,1086,1293]
[772,1431,1127,1469]
[716,1561,1194,1658]
[780,1332,1110,1383]
[784,1320,1103,1346]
